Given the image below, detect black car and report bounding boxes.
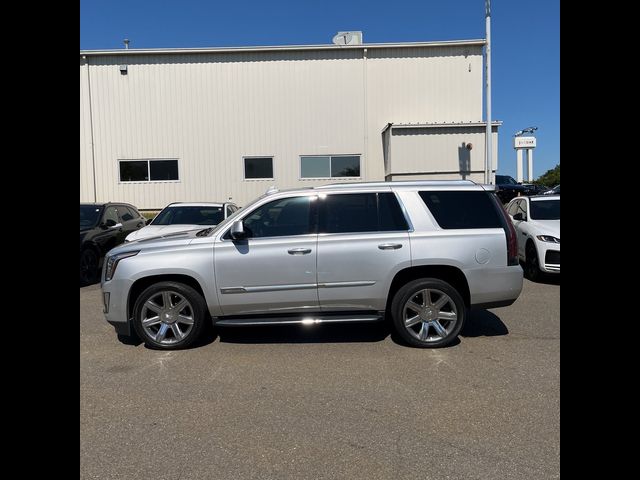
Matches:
[80,203,146,284]
[495,175,527,204]
[521,183,551,195]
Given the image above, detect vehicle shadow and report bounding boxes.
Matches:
[119,311,509,348]
[79,277,101,288]
[216,320,391,344]
[460,309,509,337]
[528,274,560,286]
[217,310,509,347]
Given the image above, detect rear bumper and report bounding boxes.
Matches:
[466,265,523,308]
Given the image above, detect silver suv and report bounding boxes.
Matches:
[101,181,523,349]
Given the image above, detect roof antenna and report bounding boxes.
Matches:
[123,39,130,49]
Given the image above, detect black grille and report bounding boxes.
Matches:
[545,250,560,264]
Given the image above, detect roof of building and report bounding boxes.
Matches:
[80,39,485,57]
[166,202,226,206]
[382,121,503,133]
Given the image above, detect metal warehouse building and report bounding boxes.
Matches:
[80,38,499,209]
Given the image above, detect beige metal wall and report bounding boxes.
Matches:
[80,60,95,202]
[386,126,498,179]
[80,45,484,208]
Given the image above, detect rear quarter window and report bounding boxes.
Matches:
[418,191,502,229]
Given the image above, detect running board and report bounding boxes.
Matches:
[215,314,383,327]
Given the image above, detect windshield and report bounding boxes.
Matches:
[530,199,560,220]
[151,206,225,226]
[80,205,102,229]
[496,175,517,185]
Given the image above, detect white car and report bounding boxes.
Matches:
[125,202,239,242]
[505,195,560,280]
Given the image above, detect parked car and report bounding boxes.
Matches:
[505,195,560,281]
[102,180,523,350]
[521,183,550,195]
[495,175,527,203]
[543,184,560,195]
[80,203,146,284]
[125,202,239,242]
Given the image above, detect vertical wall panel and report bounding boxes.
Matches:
[80,58,95,201]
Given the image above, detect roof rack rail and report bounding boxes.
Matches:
[314,179,477,189]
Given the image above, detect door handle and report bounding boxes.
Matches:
[378,243,402,250]
[288,248,312,255]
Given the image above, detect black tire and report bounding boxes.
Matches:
[79,248,99,285]
[525,243,541,282]
[390,278,466,348]
[132,281,208,350]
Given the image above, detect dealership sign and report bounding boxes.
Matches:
[513,136,536,149]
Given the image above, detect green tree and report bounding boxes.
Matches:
[535,164,560,187]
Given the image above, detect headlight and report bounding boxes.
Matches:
[536,235,560,244]
[104,250,139,281]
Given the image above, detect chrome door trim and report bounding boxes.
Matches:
[317,281,376,288]
[221,283,317,294]
[219,287,248,294]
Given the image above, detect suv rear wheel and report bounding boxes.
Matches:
[132,281,207,350]
[391,278,466,348]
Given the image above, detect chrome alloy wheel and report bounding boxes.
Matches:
[140,291,195,345]
[402,288,458,343]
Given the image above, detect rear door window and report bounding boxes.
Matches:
[418,191,502,229]
[103,206,119,226]
[118,206,134,222]
[320,192,409,233]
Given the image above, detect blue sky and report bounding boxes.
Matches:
[80,0,559,180]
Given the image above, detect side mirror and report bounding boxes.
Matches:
[513,213,525,221]
[230,220,247,240]
[145,218,153,225]
[104,219,117,228]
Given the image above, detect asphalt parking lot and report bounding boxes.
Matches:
[80,277,559,480]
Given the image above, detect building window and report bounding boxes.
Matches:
[300,155,360,179]
[119,159,179,182]
[244,157,273,180]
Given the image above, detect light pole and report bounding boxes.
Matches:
[513,127,538,182]
[485,0,493,184]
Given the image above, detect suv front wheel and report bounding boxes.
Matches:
[132,281,207,350]
[391,278,466,348]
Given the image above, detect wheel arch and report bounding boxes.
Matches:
[80,241,101,257]
[525,237,537,258]
[386,265,471,313]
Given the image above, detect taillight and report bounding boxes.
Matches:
[490,194,519,266]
